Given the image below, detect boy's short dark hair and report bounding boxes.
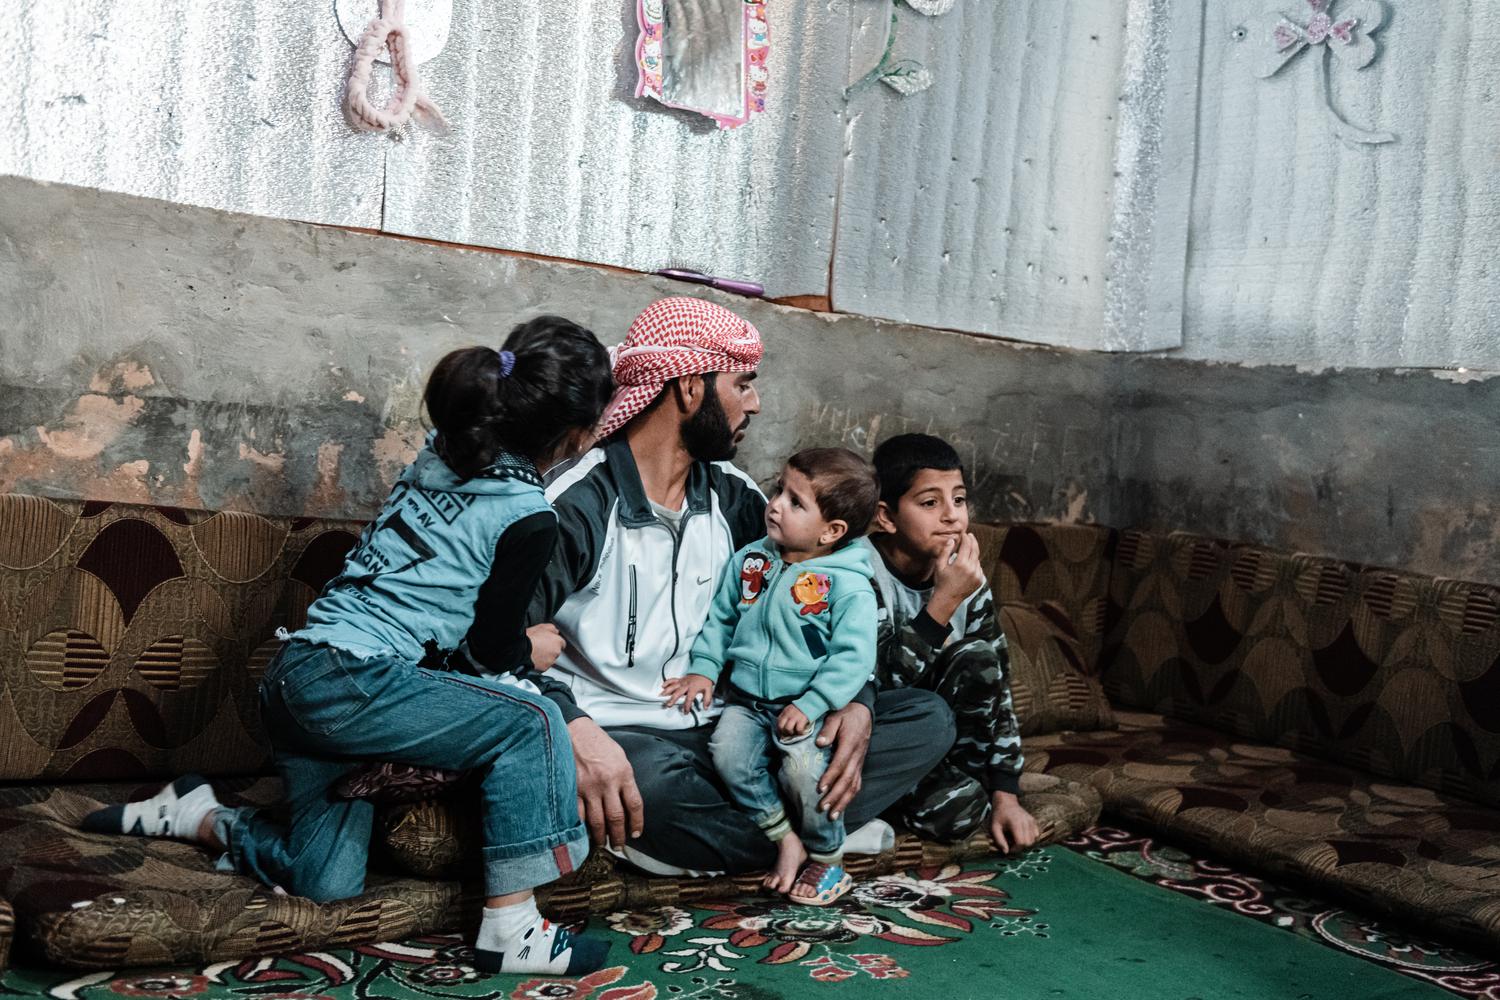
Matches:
[871,434,964,507]
[786,448,879,545]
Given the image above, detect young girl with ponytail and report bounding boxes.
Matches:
[85,316,616,977]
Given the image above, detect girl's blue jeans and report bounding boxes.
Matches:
[225,639,587,902]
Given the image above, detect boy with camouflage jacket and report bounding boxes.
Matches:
[859,434,1040,853]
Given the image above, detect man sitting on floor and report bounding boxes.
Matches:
[522,297,956,874]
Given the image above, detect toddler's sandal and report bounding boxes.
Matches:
[791,861,852,906]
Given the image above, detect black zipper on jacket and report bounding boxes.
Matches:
[626,565,638,669]
[614,520,685,681]
[663,520,687,675]
[648,510,699,718]
[629,500,713,722]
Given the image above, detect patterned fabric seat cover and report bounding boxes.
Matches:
[5,494,1496,966]
[1028,711,1500,954]
[0,774,1101,969]
[1103,529,1500,808]
[0,496,1105,970]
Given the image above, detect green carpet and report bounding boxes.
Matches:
[0,848,1452,1000]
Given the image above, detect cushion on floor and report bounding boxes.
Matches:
[1103,529,1500,808]
[0,780,467,970]
[0,495,361,785]
[973,522,1118,674]
[1027,710,1500,953]
[379,770,1104,916]
[0,895,12,973]
[1002,601,1116,735]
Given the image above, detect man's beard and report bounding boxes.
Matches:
[681,379,745,461]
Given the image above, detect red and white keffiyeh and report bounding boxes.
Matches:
[598,297,763,439]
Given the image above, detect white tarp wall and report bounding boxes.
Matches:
[1171,0,1500,369]
[1,0,1496,365]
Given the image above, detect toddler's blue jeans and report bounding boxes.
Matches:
[708,694,844,862]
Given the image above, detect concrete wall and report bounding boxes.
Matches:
[1113,358,1500,581]
[3,176,1495,583]
[0,175,1117,529]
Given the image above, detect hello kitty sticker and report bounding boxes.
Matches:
[635,0,768,129]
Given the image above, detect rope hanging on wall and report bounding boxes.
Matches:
[342,0,449,135]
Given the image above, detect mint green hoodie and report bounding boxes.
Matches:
[688,537,877,724]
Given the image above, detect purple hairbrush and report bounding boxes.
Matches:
[656,268,765,299]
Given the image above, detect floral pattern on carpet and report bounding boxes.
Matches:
[8,834,1497,999]
[16,861,1031,1000]
[1067,826,1500,1000]
[32,939,665,1000]
[604,862,1031,984]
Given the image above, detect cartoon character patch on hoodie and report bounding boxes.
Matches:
[791,572,831,616]
[740,553,771,605]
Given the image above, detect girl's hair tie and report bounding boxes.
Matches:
[496,349,516,378]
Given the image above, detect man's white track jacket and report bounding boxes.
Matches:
[525,440,767,729]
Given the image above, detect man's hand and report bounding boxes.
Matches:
[661,674,715,714]
[568,717,644,849]
[814,701,872,819]
[989,791,1040,854]
[776,704,811,740]
[927,533,984,627]
[527,624,567,671]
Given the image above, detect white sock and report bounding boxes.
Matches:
[482,897,542,946]
[473,897,611,976]
[81,774,220,842]
[845,818,895,855]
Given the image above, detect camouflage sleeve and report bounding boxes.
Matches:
[958,584,1025,794]
[872,585,948,691]
[871,581,1026,794]
[963,584,1005,645]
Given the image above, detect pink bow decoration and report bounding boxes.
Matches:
[1250,0,1394,145]
[1255,0,1386,79]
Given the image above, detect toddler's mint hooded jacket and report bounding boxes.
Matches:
[688,537,877,724]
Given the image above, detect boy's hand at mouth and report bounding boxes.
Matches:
[928,532,984,626]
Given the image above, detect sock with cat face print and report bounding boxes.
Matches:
[473,897,610,975]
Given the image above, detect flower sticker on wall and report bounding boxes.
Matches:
[1248,0,1395,145]
[845,0,955,100]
